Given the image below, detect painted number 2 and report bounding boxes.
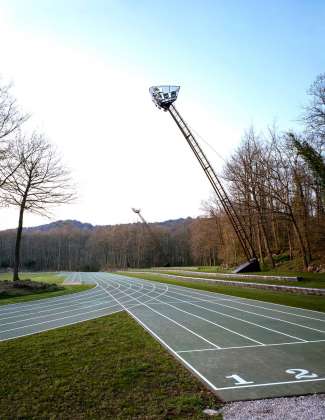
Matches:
[286,369,318,380]
[226,374,254,385]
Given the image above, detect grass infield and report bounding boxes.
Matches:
[120,272,325,313]
[0,312,222,419]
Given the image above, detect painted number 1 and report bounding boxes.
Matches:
[286,369,318,380]
[226,374,254,385]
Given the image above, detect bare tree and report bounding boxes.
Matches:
[303,73,325,150]
[0,80,29,191]
[1,133,75,280]
[0,81,28,141]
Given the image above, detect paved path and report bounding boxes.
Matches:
[1,272,325,402]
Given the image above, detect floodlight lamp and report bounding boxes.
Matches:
[149,85,180,111]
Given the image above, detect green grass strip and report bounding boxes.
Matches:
[155,270,325,289]
[120,272,325,313]
[0,312,222,419]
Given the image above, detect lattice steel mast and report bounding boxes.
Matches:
[132,208,170,267]
[149,85,259,272]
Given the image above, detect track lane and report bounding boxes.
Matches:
[1,272,325,401]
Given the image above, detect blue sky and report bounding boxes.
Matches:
[7,0,324,124]
[0,1,324,228]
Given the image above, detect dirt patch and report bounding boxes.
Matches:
[0,280,62,298]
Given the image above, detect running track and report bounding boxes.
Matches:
[1,272,325,401]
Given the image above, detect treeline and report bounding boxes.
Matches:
[0,219,195,271]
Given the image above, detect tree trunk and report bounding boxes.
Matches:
[13,200,26,281]
[252,192,275,268]
[257,222,264,265]
[291,216,309,270]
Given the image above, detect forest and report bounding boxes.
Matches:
[0,74,324,273]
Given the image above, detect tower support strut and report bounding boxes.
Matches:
[149,85,260,272]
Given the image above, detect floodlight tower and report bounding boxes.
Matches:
[149,85,260,273]
[132,208,170,267]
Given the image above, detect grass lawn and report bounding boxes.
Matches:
[0,312,222,419]
[0,272,93,305]
[120,272,325,313]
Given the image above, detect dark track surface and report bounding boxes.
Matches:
[1,272,325,401]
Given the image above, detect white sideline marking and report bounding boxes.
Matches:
[97,278,218,392]
[216,377,325,390]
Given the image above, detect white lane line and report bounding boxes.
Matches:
[114,275,263,345]
[177,347,217,353]
[130,276,325,331]
[102,274,171,308]
[95,274,143,305]
[0,285,101,313]
[0,309,123,343]
[162,291,307,343]
[0,298,120,327]
[123,275,324,343]
[129,284,170,307]
[97,277,218,392]
[96,274,146,303]
[0,279,108,317]
[96,274,158,305]
[117,280,170,308]
[177,339,325,353]
[0,295,113,320]
[0,291,102,316]
[97,278,222,350]
[129,274,325,320]
[0,303,122,335]
[209,298,325,323]
[159,279,325,320]
[216,377,325,390]
[146,298,264,345]
[195,300,325,334]
[97,274,149,303]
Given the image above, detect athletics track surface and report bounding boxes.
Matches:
[1,272,324,401]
